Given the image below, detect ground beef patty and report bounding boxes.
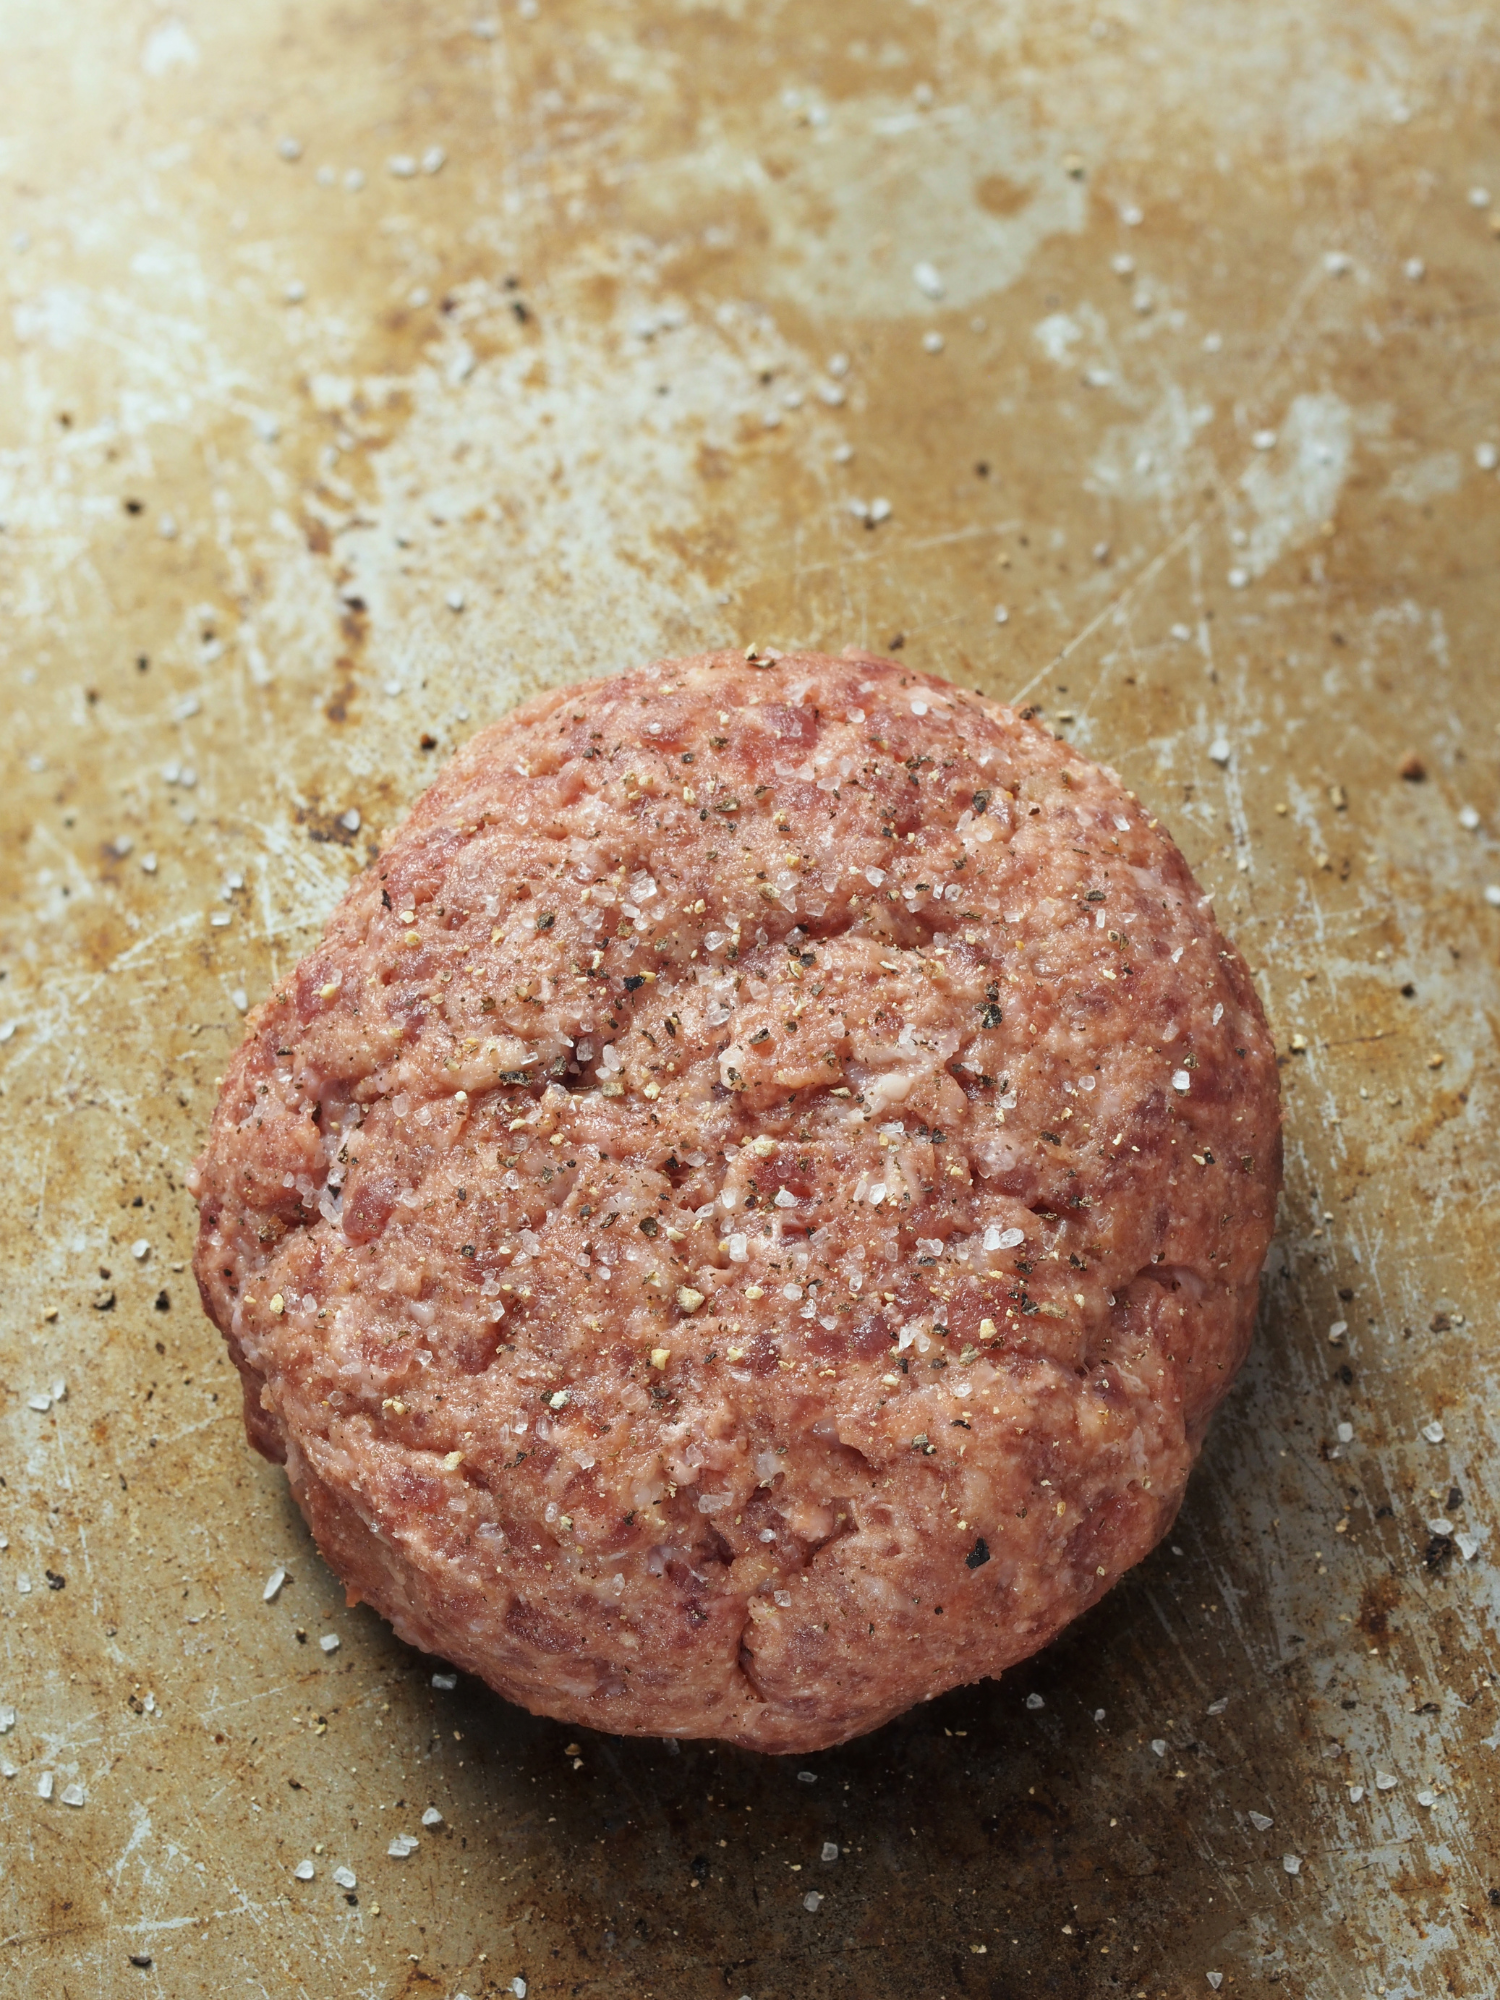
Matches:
[191,649,1280,1753]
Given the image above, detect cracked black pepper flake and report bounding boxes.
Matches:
[965,1538,991,1570]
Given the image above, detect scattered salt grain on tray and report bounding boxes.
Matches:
[263,1568,288,1602]
[387,1832,419,1858]
[332,1865,356,1889]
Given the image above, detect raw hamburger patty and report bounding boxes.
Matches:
[192,650,1281,1753]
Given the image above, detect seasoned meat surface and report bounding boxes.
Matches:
[191,650,1281,1752]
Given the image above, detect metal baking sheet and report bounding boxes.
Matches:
[2,3,1497,1995]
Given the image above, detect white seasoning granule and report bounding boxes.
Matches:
[388,1832,420,1857]
[1375,1770,1398,1791]
[1026,1693,1045,1711]
[294,1859,315,1880]
[1248,1811,1273,1831]
[1207,1976,1223,1992]
[432,1672,458,1690]
[319,1634,340,1654]
[422,145,446,174]
[332,1865,357,1889]
[922,330,945,354]
[388,154,418,177]
[1416,1789,1437,1808]
[1282,1854,1301,1876]
[1172,1070,1191,1094]
[132,1239,150,1260]
[37,1773,54,1800]
[1251,428,1277,450]
[1347,1784,1364,1803]
[1327,1321,1347,1345]
[913,261,944,298]
[803,1890,824,1912]
[1486,886,1500,908]
[821,1841,839,1862]
[1150,1738,1167,1757]
[994,605,1009,624]
[1421,1420,1445,1444]
[61,1783,85,1807]
[421,1805,444,1827]
[1476,444,1499,472]
[263,1568,288,1603]
[1208,737,1231,764]
[1226,568,1248,590]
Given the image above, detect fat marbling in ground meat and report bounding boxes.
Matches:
[191,649,1281,1753]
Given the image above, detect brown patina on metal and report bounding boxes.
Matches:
[1,3,1496,1995]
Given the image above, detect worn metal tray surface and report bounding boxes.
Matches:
[2,3,1497,1995]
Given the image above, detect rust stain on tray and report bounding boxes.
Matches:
[1,2,1497,1996]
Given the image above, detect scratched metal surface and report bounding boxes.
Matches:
[2,3,1498,1996]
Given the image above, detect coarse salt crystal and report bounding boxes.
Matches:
[27,1394,51,1413]
[388,154,417,177]
[0,1709,14,1734]
[1251,429,1277,450]
[1328,1321,1347,1344]
[821,1841,839,1862]
[319,1634,340,1653]
[1150,1738,1167,1757]
[1375,1770,1398,1791]
[388,1832,419,1857]
[796,1770,817,1784]
[1456,1531,1481,1561]
[1421,1420,1445,1444]
[1208,737,1231,764]
[921,330,944,353]
[1416,1789,1437,1807]
[37,1773,54,1800]
[803,1890,824,1912]
[132,1239,150,1260]
[1282,1854,1301,1875]
[1248,1811,1273,1831]
[1476,444,1499,472]
[1226,568,1248,590]
[1172,1070,1191,1094]
[1025,1693,1045,1711]
[422,1805,444,1827]
[332,1865,357,1888]
[432,1672,457,1690]
[1486,886,1500,908]
[1348,1784,1364,1803]
[294,1859,315,1880]
[1337,1422,1353,1443]
[913,261,944,298]
[1207,1977,1223,1992]
[61,1783,84,1807]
